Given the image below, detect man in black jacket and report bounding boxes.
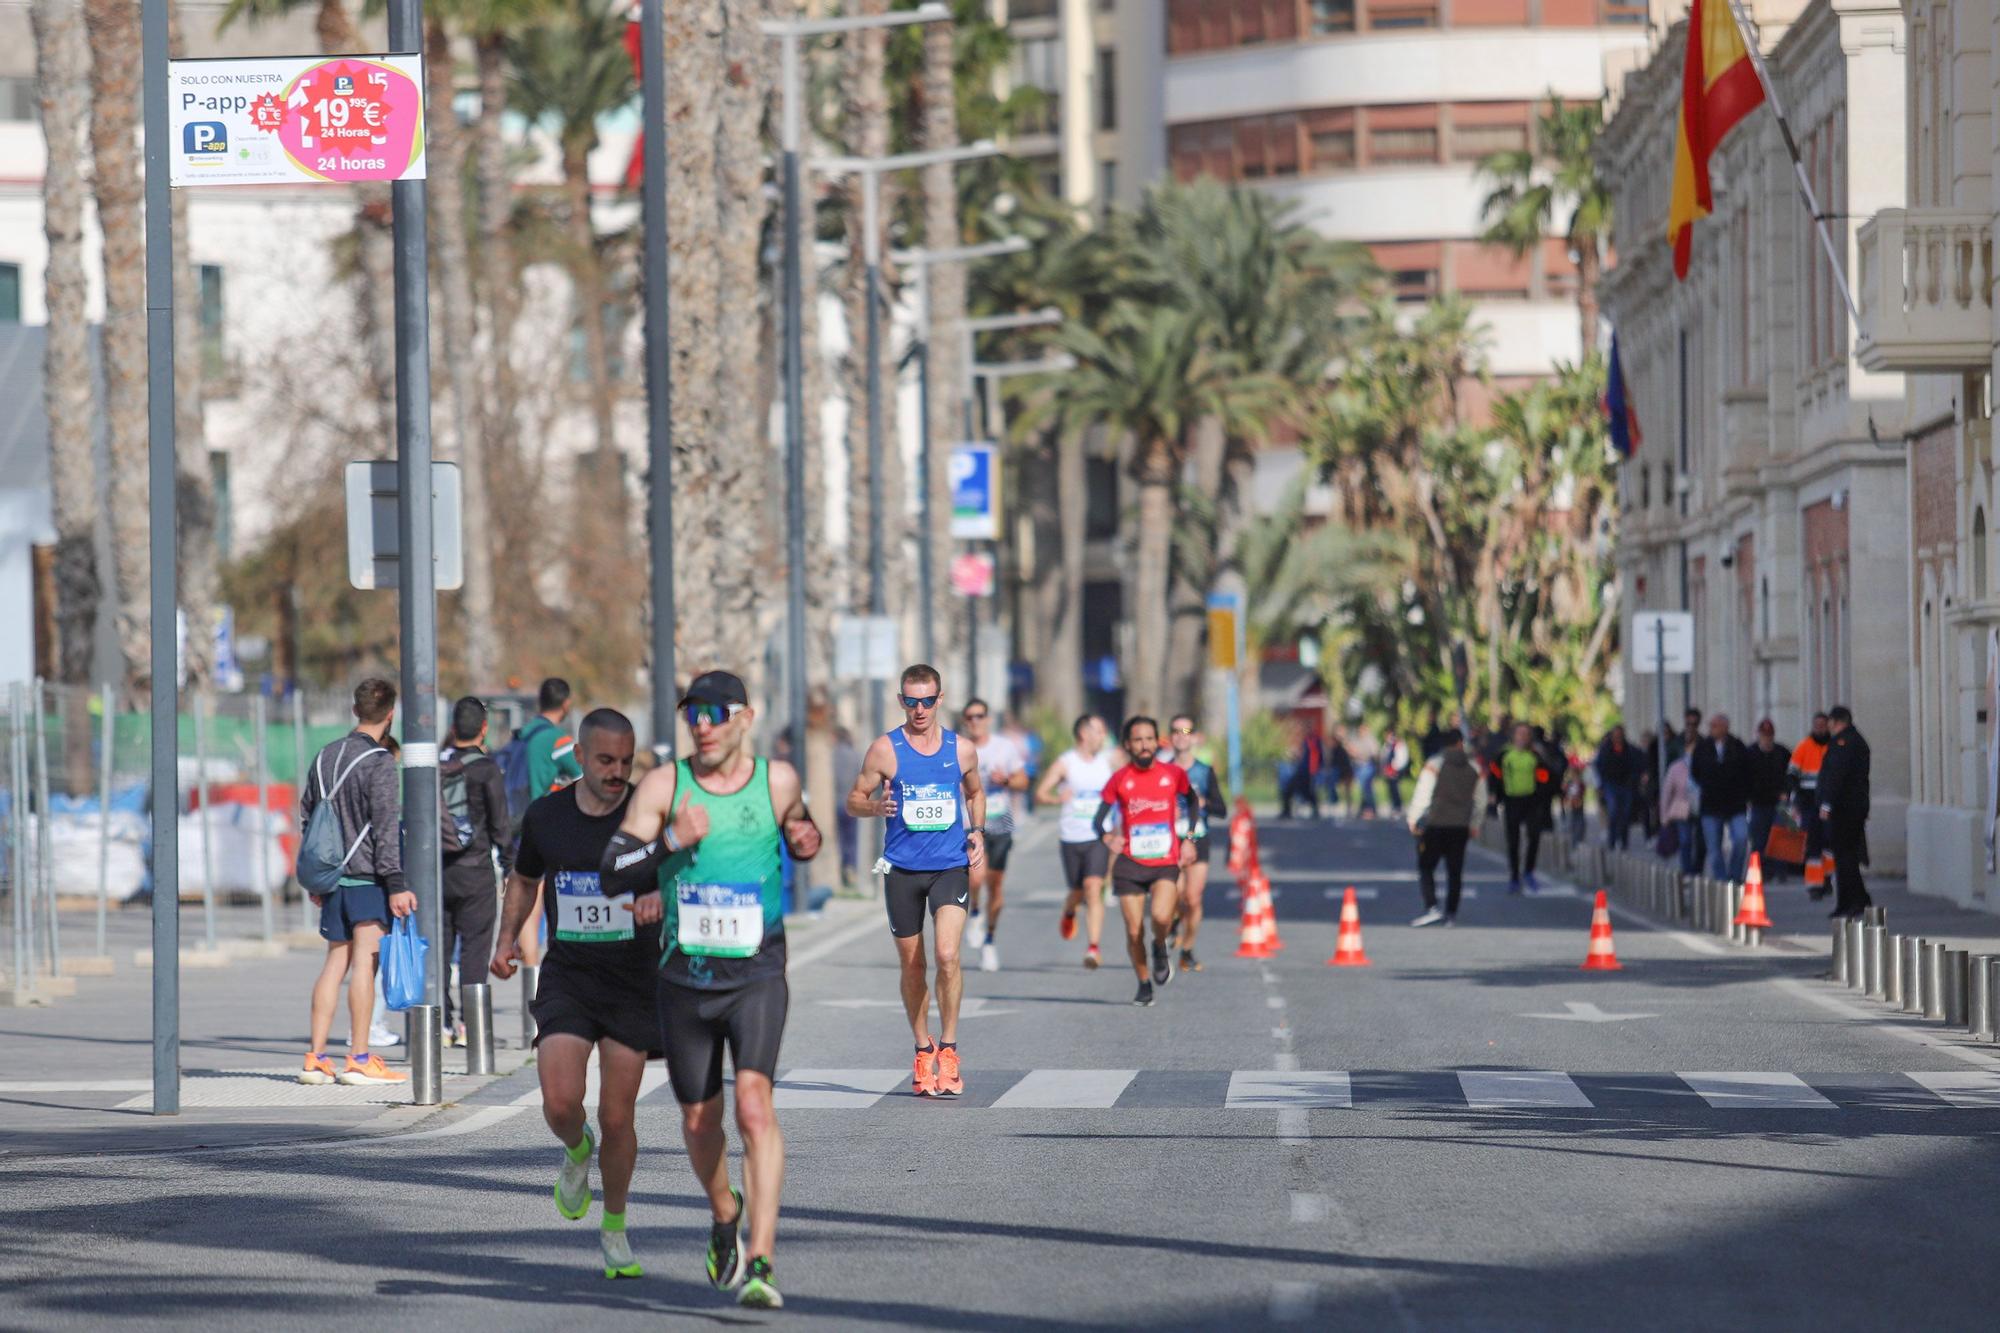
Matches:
[1817,705,1873,918]
[1689,713,1752,881]
[440,696,513,1044]
[1745,720,1792,878]
[1594,725,1642,850]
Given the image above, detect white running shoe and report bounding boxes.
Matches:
[980,942,1000,972]
[1410,908,1447,928]
[555,1124,595,1220]
[966,913,987,949]
[600,1227,642,1279]
[369,1024,402,1048]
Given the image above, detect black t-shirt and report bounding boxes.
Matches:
[514,785,660,986]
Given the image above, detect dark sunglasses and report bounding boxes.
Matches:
[1170,726,1195,736]
[899,694,939,711]
[683,702,744,727]
[962,710,989,721]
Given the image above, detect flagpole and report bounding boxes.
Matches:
[1719,0,1861,322]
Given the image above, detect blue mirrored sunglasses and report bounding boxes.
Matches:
[899,694,940,711]
[683,702,744,727]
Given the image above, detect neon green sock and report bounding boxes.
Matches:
[565,1134,591,1164]
[601,1209,626,1233]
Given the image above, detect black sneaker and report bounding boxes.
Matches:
[1150,940,1173,986]
[1133,980,1155,1007]
[706,1187,746,1291]
[1179,949,1202,973]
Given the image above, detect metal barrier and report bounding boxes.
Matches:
[1863,925,1885,998]
[1884,933,1904,1006]
[409,1003,442,1105]
[1942,950,1971,1028]
[1923,941,1947,1020]
[1969,955,1995,1042]
[463,981,495,1075]
[1902,936,1926,1014]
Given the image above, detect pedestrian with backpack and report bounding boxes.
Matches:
[439,696,512,1046]
[297,678,414,1087]
[495,678,585,973]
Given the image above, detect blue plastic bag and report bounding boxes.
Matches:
[381,916,429,1013]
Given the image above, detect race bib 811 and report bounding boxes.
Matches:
[677,881,764,959]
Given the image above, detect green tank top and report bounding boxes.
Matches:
[658,758,788,990]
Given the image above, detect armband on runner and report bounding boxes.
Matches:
[601,829,670,895]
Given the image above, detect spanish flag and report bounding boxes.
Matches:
[1668,0,1765,279]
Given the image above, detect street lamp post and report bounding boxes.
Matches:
[890,236,1031,666]
[761,3,949,788]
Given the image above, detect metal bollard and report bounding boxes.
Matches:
[1902,937,1926,1014]
[1729,882,1745,944]
[409,1003,442,1106]
[1865,905,1887,930]
[1924,941,1947,1020]
[1970,956,1995,1042]
[1884,933,1904,1007]
[1942,950,1971,1028]
[1862,925,1884,999]
[1987,958,2000,1045]
[1846,920,1867,989]
[462,982,495,1075]
[1831,919,1849,984]
[520,964,540,1049]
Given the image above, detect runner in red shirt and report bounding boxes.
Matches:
[1093,716,1196,1007]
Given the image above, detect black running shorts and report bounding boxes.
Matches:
[1059,839,1110,890]
[982,831,1014,872]
[1111,859,1181,896]
[1188,835,1211,865]
[884,865,972,938]
[531,960,662,1059]
[657,973,789,1105]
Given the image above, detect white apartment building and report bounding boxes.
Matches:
[1851,0,2000,913]
[1598,0,1912,871]
[1160,0,1649,388]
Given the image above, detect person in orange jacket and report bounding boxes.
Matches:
[1788,712,1832,899]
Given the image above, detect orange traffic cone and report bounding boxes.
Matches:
[1234,882,1272,958]
[1227,807,1258,875]
[1325,886,1371,966]
[1255,871,1286,951]
[1733,852,1774,929]
[1580,889,1622,971]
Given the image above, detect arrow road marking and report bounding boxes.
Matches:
[1520,1001,1657,1023]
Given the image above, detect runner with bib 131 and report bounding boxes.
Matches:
[846,664,985,1099]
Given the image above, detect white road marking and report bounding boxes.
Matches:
[387,1104,529,1141]
[992,1068,1136,1109]
[0,1080,151,1093]
[1226,1070,1352,1109]
[1678,1072,1837,1109]
[1277,1107,1310,1144]
[1266,995,1286,1010]
[1770,978,2000,1071]
[1269,1281,1320,1322]
[1905,1070,2000,1108]
[1520,1001,1657,1023]
[771,1068,908,1109]
[1458,1070,1593,1108]
[1289,1191,1330,1224]
[785,908,889,970]
[1273,1052,1300,1072]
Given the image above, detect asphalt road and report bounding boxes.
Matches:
[3,813,1998,1330]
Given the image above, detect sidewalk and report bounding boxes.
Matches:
[0,896,878,1158]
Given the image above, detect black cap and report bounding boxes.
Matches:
[679,670,748,709]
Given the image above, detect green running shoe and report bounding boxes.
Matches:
[706,1188,747,1291]
[554,1124,595,1221]
[600,1227,643,1279]
[737,1256,782,1309]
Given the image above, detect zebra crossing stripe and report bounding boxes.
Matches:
[1225,1070,1353,1109]
[991,1068,1137,1109]
[1677,1072,1837,1109]
[1457,1070,1592,1108]
[773,1069,910,1109]
[1904,1070,2000,1108]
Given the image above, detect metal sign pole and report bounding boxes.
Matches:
[640,0,676,758]
[96,683,112,958]
[387,0,444,1088]
[1655,618,1669,813]
[141,0,180,1115]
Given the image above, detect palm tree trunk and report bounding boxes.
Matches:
[425,18,499,690]
[168,1,217,691]
[562,141,617,458]
[1576,239,1601,357]
[1045,426,1086,719]
[920,17,967,682]
[33,0,97,688]
[841,0,892,618]
[474,32,519,466]
[1131,464,1174,717]
[83,0,148,698]
[1163,414,1226,715]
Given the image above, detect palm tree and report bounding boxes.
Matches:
[1025,304,1284,715]
[32,0,97,688]
[83,0,148,697]
[1478,94,1612,354]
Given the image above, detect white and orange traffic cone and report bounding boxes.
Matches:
[1235,889,1272,959]
[1580,889,1622,971]
[1325,886,1371,967]
[1733,852,1774,930]
[1227,806,1258,875]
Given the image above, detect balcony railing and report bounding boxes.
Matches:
[1856,208,1993,374]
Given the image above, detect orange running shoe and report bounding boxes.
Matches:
[1059,910,1077,941]
[298,1053,338,1085]
[911,1047,939,1097]
[339,1053,409,1086]
[1083,943,1101,969]
[934,1046,963,1097]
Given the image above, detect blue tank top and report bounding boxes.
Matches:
[883,726,968,872]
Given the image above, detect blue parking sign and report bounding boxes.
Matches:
[950,443,999,539]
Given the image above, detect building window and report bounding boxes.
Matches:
[1096,47,1117,132]
[1369,124,1438,165]
[1976,508,1989,600]
[209,450,232,561]
[1390,268,1438,302]
[1638,464,1650,509]
[0,76,36,122]
[197,263,225,378]
[1310,125,1355,171]
[1013,36,1061,136]
[1098,158,1117,209]
[0,262,20,324]
[1086,454,1119,540]
[1602,1,1649,23]
[1310,0,1358,33]
[1451,121,1528,162]
[1367,1,1440,29]
[1009,0,1058,18]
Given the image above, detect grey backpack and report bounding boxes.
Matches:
[297,741,387,894]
